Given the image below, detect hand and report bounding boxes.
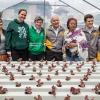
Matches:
[69,43,77,48]
[7,52,11,57]
[7,52,12,61]
[92,58,97,62]
[65,43,77,48]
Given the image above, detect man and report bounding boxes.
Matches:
[82,14,99,61]
[5,9,29,61]
[45,16,65,61]
[28,16,45,61]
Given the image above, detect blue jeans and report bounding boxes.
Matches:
[66,55,84,61]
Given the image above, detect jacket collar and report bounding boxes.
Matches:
[82,26,97,33]
[14,19,25,24]
[48,25,64,32]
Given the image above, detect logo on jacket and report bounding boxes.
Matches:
[18,26,27,38]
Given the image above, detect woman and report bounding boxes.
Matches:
[64,18,88,61]
[28,16,45,61]
[5,9,29,61]
[0,19,8,61]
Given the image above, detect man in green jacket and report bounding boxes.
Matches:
[28,16,45,61]
[5,9,29,61]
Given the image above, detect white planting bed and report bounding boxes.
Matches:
[0,61,100,100]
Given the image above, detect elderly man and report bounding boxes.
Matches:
[45,16,65,61]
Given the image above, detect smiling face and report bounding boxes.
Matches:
[18,10,27,22]
[34,20,43,29]
[85,18,94,29]
[84,14,94,29]
[68,19,77,32]
[51,16,60,29]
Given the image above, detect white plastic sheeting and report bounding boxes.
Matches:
[1,0,100,28]
[0,0,24,11]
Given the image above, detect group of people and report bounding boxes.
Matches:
[0,9,100,61]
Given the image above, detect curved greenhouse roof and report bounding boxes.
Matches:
[0,0,100,28]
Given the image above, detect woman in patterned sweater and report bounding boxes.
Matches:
[64,18,88,61]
